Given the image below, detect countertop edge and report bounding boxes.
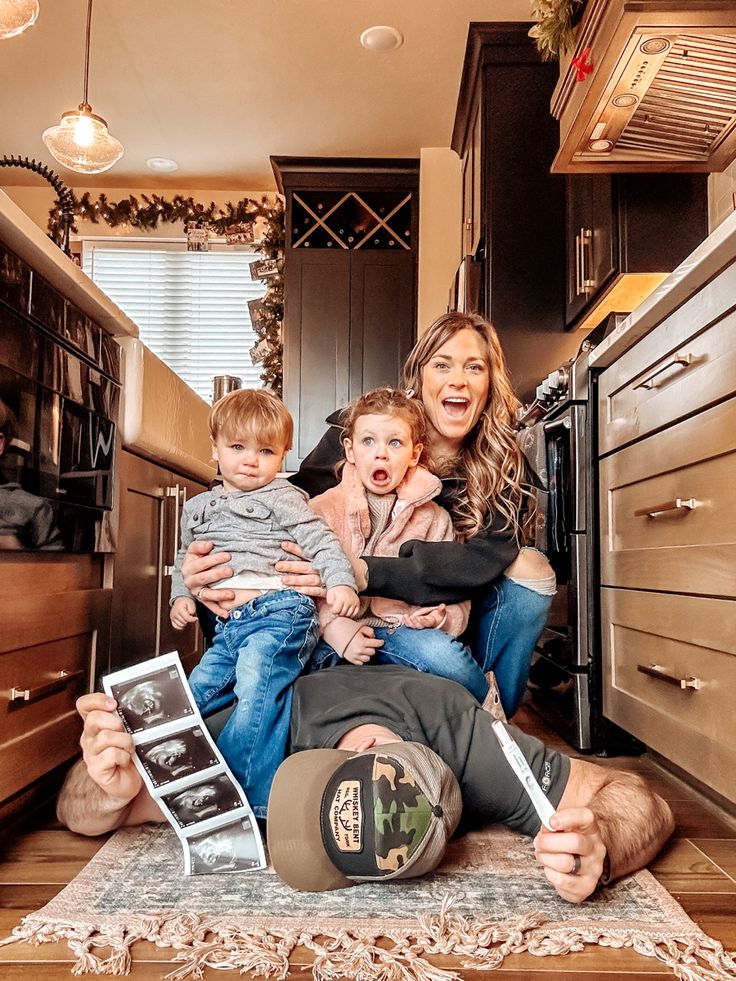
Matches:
[0,190,139,338]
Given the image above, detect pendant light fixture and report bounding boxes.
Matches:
[42,0,123,174]
[0,0,39,40]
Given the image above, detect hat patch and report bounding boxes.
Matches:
[328,780,363,853]
[372,756,433,873]
[320,752,437,881]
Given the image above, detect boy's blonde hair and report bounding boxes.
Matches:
[341,387,427,448]
[209,389,293,451]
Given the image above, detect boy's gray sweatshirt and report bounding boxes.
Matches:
[170,478,357,603]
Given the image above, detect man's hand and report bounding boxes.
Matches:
[402,604,447,630]
[275,540,327,597]
[181,540,235,617]
[326,585,360,617]
[342,625,384,665]
[78,693,143,807]
[533,807,607,903]
[170,597,198,630]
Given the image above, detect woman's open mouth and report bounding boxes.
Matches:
[442,397,470,419]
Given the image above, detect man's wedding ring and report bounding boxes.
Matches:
[570,853,581,876]
[194,586,206,600]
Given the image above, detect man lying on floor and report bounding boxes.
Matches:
[56,665,674,904]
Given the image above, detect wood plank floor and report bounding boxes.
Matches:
[1,704,735,980]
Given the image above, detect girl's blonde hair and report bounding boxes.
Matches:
[209,389,293,450]
[402,312,530,541]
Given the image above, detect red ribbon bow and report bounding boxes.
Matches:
[571,47,593,82]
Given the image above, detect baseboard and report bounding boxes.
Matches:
[647,750,736,830]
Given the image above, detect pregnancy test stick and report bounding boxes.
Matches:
[492,720,556,831]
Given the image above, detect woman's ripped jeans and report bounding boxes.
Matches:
[466,547,555,717]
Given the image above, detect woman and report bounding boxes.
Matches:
[183,312,555,716]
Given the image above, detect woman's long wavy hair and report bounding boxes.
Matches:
[402,312,531,541]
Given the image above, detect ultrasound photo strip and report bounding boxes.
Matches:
[103,651,266,875]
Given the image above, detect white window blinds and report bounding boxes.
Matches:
[82,243,266,401]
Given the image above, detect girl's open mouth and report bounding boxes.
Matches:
[371,468,390,485]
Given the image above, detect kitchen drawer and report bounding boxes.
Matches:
[0,584,111,804]
[0,634,90,801]
[600,398,736,597]
[601,588,736,804]
[599,258,736,455]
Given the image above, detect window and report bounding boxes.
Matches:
[82,241,266,401]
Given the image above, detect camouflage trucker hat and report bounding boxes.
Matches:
[267,742,462,892]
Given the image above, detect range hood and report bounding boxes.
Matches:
[551,0,736,173]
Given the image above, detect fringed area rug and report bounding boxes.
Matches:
[2,824,735,981]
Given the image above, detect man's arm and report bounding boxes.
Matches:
[534,758,675,903]
[56,693,163,836]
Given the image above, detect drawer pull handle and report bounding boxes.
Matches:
[634,497,696,518]
[9,670,84,705]
[637,664,701,690]
[633,353,693,390]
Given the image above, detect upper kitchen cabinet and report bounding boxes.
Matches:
[271,157,418,470]
[452,24,581,402]
[551,0,736,174]
[566,171,708,330]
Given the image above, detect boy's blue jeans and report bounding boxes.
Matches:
[311,623,489,702]
[187,589,318,818]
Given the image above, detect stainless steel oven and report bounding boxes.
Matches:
[519,363,594,750]
[518,316,640,754]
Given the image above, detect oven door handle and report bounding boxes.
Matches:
[543,417,572,432]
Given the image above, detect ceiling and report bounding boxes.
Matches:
[0,0,533,191]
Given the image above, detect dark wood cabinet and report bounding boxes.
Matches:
[452,24,582,402]
[566,173,708,330]
[566,175,615,326]
[453,26,710,400]
[271,157,418,469]
[0,554,111,810]
[109,450,205,676]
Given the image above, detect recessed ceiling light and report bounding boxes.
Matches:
[360,25,404,53]
[146,157,178,173]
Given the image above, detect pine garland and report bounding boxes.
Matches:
[528,0,585,60]
[248,198,285,396]
[46,192,285,395]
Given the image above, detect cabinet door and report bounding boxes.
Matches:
[283,250,351,470]
[565,176,594,325]
[109,451,168,671]
[158,473,205,673]
[588,176,616,298]
[348,250,416,400]
[461,104,482,258]
[566,175,614,326]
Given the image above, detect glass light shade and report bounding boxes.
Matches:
[42,105,124,174]
[0,0,39,39]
